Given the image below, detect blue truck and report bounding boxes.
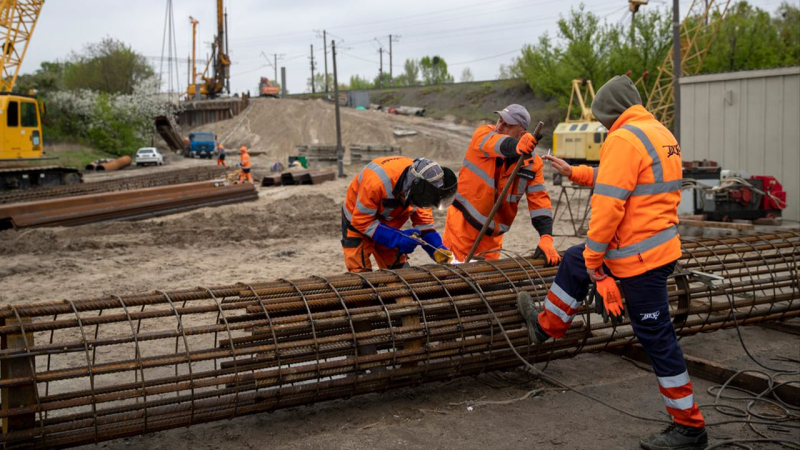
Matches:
[187,132,217,159]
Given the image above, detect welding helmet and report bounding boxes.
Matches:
[405,158,458,210]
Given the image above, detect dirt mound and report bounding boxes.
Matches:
[192,98,472,166]
[0,193,341,256]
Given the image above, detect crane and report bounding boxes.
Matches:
[0,0,82,190]
[187,0,230,99]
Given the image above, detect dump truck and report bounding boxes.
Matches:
[187,132,217,159]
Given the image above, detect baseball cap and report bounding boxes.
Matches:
[494,104,530,129]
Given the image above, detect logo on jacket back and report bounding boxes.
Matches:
[641,311,661,321]
[664,144,681,157]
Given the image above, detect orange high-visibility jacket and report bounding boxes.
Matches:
[569,105,682,278]
[343,156,435,239]
[240,152,251,169]
[448,124,552,237]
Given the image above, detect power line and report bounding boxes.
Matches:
[449,48,522,66]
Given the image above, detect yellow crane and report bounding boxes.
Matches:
[186,0,230,99]
[0,0,81,189]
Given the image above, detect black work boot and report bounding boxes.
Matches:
[639,423,708,450]
[516,291,551,344]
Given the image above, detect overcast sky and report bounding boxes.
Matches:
[19,0,793,95]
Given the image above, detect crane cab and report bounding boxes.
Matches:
[552,121,607,163]
[0,93,43,160]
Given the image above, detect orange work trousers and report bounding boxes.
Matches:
[217,157,227,168]
[239,168,253,184]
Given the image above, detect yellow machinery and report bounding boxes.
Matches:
[0,0,81,189]
[552,79,607,163]
[186,0,230,99]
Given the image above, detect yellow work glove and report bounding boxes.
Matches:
[433,248,454,265]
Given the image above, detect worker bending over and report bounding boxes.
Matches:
[443,104,560,265]
[517,75,706,450]
[342,156,457,272]
[217,144,227,168]
[237,146,252,184]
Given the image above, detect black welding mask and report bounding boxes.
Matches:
[405,159,458,210]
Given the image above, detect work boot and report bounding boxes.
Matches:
[516,291,551,344]
[639,423,708,450]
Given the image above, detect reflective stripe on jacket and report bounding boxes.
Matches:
[343,156,435,239]
[577,105,683,278]
[448,124,552,238]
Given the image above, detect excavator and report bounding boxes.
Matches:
[187,0,230,99]
[0,0,81,190]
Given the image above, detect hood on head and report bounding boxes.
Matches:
[591,75,642,129]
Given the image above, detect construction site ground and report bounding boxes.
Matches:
[1,99,797,449]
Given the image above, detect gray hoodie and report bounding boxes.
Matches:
[591,75,643,130]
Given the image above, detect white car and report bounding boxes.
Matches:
[135,147,164,166]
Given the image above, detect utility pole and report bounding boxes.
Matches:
[388,35,400,86]
[672,0,681,143]
[378,47,383,88]
[332,40,343,178]
[310,44,316,94]
[323,30,329,93]
[272,54,285,85]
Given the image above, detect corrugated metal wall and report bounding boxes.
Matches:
[680,67,800,222]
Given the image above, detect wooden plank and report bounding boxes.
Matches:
[679,219,754,230]
[607,345,799,406]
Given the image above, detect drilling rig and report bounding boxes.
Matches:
[187,0,230,99]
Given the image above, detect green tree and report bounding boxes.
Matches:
[773,3,800,66]
[348,75,374,90]
[701,2,782,72]
[460,67,474,82]
[419,56,454,85]
[373,72,392,88]
[306,73,326,92]
[63,37,154,95]
[13,61,64,95]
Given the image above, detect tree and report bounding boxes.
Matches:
[62,37,154,95]
[460,67,474,82]
[702,2,783,72]
[13,61,64,95]
[348,75,374,90]
[496,64,513,80]
[306,73,326,93]
[774,3,800,66]
[403,59,420,86]
[419,56,454,85]
[373,72,392,88]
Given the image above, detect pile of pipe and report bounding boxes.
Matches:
[0,232,798,448]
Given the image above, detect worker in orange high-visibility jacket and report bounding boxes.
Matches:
[443,104,560,265]
[342,156,457,272]
[237,146,252,184]
[516,75,707,450]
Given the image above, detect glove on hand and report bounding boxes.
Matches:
[532,235,561,266]
[420,231,453,264]
[515,132,539,155]
[591,271,625,325]
[372,226,419,254]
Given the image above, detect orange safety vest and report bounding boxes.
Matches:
[240,152,251,169]
[343,156,435,239]
[445,124,552,249]
[570,105,682,278]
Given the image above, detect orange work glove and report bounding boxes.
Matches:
[591,271,625,325]
[533,235,561,266]
[515,132,538,155]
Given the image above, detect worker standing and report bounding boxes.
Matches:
[443,104,560,265]
[237,146,252,184]
[217,144,227,168]
[516,75,706,449]
[342,156,457,272]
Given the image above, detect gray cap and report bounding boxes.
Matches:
[591,75,642,129]
[409,158,444,188]
[494,104,530,129]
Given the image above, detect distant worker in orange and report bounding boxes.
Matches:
[342,156,457,272]
[237,146,252,184]
[443,104,560,265]
[516,75,707,450]
[216,143,227,168]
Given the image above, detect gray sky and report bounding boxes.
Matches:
[19,0,792,95]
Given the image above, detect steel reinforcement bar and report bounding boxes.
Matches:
[0,232,798,448]
[0,166,230,205]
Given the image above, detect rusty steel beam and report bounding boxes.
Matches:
[0,232,798,448]
[0,181,257,229]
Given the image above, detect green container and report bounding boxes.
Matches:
[288,156,308,168]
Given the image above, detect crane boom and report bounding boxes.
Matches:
[0,0,45,92]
